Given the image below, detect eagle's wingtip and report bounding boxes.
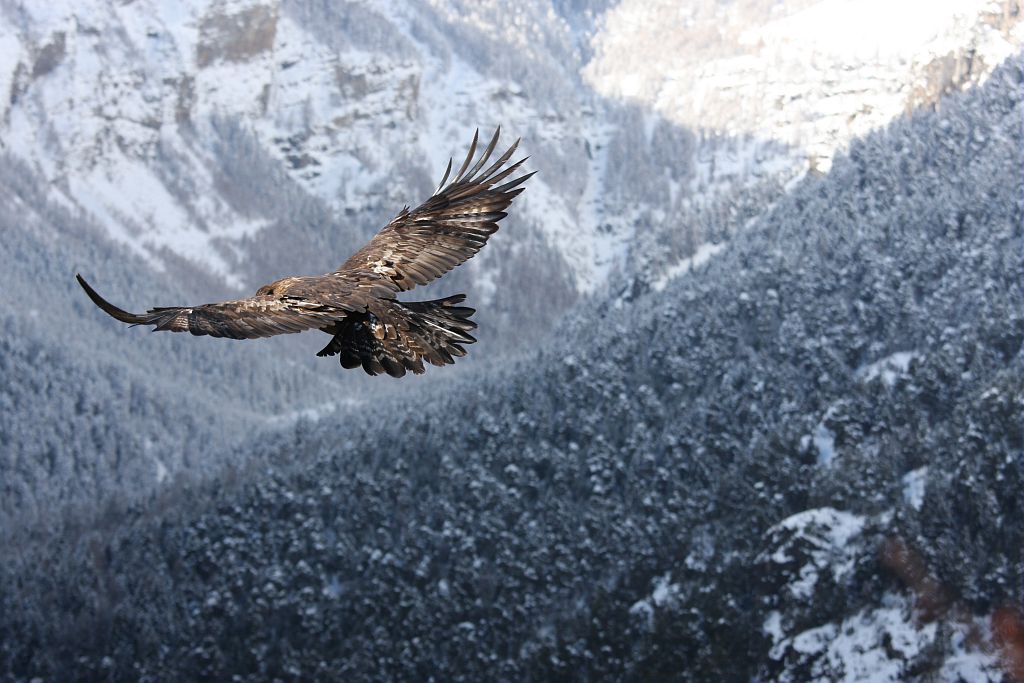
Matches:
[76,274,150,325]
[75,273,94,295]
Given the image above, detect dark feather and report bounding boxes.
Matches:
[316,296,476,377]
[336,128,533,293]
[76,275,347,340]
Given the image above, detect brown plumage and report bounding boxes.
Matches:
[76,128,533,377]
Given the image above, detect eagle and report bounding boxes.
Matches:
[76,129,533,377]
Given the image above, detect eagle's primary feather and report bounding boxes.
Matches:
[77,128,532,376]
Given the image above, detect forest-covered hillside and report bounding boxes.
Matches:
[0,150,371,540]
[1,0,1017,547]
[2,57,1020,683]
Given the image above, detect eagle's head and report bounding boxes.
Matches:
[256,277,301,297]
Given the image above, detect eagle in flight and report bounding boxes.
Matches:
[77,129,533,377]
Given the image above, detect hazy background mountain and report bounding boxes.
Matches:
[0,1,1021,681]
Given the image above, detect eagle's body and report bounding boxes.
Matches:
[77,129,533,377]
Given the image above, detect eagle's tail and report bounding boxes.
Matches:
[316,295,477,377]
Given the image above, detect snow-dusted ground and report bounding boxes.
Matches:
[801,404,840,467]
[769,596,1005,682]
[761,508,1007,681]
[763,507,867,599]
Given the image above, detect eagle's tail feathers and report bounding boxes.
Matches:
[316,296,476,378]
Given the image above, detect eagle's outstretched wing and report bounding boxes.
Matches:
[337,128,534,292]
[76,274,347,340]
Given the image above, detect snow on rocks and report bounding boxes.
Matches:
[760,507,867,600]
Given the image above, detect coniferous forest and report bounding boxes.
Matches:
[1,37,1021,680]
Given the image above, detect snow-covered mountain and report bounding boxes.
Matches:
[0,0,1018,526]
[2,3,1023,679]
[0,0,625,302]
[586,0,1022,174]
[2,0,1018,310]
[5,54,1020,679]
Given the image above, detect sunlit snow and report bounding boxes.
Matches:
[585,0,1021,171]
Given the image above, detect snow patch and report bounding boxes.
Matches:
[902,467,928,511]
[771,594,937,681]
[742,0,986,61]
[629,572,681,631]
[765,507,866,600]
[155,457,168,484]
[764,610,785,649]
[69,154,254,287]
[268,399,362,429]
[770,594,1004,682]
[812,422,836,467]
[808,404,841,467]
[939,617,1004,681]
[857,351,920,387]
[651,242,726,292]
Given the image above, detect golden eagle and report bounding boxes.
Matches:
[77,129,533,377]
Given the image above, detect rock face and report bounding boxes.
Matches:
[196,4,279,68]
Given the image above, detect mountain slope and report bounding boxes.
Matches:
[3,58,1020,682]
[3,0,1017,307]
[0,0,698,530]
